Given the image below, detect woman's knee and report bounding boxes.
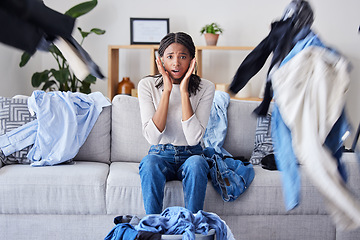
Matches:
[139,154,167,176]
[183,155,209,174]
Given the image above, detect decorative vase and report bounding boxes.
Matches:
[204,33,219,46]
[117,77,135,95]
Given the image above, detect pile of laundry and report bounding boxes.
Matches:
[104,207,235,240]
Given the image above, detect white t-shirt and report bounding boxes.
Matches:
[138,76,215,146]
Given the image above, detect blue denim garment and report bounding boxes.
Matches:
[202,147,254,202]
[193,210,233,240]
[104,223,138,240]
[271,104,301,210]
[0,90,110,166]
[135,206,231,240]
[139,144,209,214]
[203,91,232,156]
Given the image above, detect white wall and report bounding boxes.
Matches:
[0,0,359,145]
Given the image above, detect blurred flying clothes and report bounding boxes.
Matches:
[0,0,105,80]
[0,90,111,166]
[272,46,360,230]
[228,19,293,116]
[271,31,350,211]
[228,0,314,116]
[0,0,75,54]
[203,90,232,156]
[272,104,349,211]
[228,0,360,230]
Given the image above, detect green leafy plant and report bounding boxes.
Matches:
[200,22,224,35]
[19,0,105,94]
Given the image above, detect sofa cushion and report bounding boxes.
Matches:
[223,100,259,158]
[74,105,111,163]
[0,97,36,165]
[111,95,150,163]
[0,161,108,214]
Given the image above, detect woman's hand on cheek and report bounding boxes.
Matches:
[156,57,172,93]
[180,58,196,94]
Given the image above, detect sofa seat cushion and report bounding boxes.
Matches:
[206,153,360,216]
[106,162,328,217]
[107,162,188,215]
[106,156,360,218]
[204,165,328,216]
[107,163,323,216]
[106,162,146,215]
[0,161,109,214]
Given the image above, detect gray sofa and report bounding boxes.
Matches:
[1,94,359,240]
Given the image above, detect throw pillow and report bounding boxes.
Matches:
[249,113,274,165]
[0,97,36,165]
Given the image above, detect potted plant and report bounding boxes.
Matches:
[19,0,106,94]
[200,22,223,46]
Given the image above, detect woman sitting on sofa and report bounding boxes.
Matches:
[137,32,215,214]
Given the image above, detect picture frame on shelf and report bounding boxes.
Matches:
[130,18,169,45]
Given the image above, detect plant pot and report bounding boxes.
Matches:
[204,33,219,46]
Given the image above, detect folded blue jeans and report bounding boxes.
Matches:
[139,144,209,214]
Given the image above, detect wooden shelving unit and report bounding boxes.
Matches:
[107,45,254,100]
[194,46,254,77]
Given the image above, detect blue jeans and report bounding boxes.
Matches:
[139,143,209,214]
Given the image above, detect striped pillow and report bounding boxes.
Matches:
[249,113,274,165]
[0,97,36,164]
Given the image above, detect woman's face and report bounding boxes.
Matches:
[162,43,192,83]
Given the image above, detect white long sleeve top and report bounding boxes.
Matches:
[138,76,215,146]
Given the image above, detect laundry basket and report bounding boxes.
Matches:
[161,229,215,240]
